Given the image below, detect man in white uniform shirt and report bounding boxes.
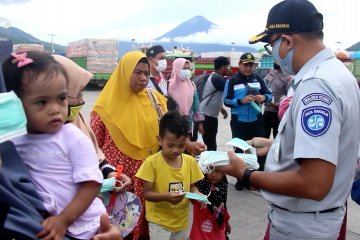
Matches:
[217,0,360,239]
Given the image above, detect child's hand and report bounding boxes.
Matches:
[167,191,185,204]
[37,215,69,240]
[226,222,232,235]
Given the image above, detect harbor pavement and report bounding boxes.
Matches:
[83,87,360,239]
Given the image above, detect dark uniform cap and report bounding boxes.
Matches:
[249,0,323,44]
[239,53,255,64]
[146,45,165,58]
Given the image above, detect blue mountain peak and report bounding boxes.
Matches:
[155,15,217,41]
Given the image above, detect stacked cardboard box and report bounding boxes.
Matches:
[13,44,44,53]
[66,39,118,74]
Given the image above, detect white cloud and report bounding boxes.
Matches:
[1,0,360,50]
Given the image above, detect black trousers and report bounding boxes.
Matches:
[263,110,280,139]
[230,115,265,144]
[202,115,219,151]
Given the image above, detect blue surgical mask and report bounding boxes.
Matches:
[272,37,295,75]
[0,91,27,143]
[185,192,211,204]
[100,177,123,193]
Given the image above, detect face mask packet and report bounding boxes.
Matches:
[185,192,211,204]
[225,138,256,155]
[196,151,229,174]
[196,150,259,172]
[236,153,259,170]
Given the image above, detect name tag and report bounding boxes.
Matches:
[234,84,245,90]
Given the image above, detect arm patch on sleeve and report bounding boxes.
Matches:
[301,106,332,137]
[302,93,333,105]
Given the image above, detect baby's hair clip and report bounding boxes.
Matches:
[11,52,33,68]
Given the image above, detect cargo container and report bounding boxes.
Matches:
[67,39,118,87]
[13,44,44,53]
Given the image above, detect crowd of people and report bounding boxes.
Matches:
[1,0,360,240]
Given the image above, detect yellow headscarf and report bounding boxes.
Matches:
[93,51,167,160]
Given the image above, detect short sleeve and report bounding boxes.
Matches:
[135,157,155,183]
[190,157,204,184]
[66,125,103,184]
[292,79,341,165]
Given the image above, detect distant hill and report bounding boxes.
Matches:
[155,15,217,41]
[346,42,360,52]
[0,27,66,54]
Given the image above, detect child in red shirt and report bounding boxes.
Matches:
[189,170,231,240]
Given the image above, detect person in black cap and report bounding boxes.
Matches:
[217,1,360,239]
[146,45,168,96]
[223,52,272,191]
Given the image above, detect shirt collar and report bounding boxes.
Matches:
[293,48,335,85]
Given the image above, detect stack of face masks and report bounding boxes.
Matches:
[184,192,211,204]
[0,91,27,143]
[196,138,259,174]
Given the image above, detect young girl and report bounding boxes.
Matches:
[189,170,231,240]
[2,51,106,240]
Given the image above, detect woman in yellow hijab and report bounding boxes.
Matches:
[91,51,167,240]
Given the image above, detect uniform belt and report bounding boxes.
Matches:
[271,204,340,214]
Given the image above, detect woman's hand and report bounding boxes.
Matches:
[107,172,132,193]
[185,139,206,156]
[247,137,272,157]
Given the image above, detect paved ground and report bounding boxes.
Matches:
[83,86,360,239]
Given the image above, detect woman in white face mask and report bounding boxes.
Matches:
[168,58,204,139]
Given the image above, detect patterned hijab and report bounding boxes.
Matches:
[196,175,228,226]
[168,58,195,116]
[93,51,167,160]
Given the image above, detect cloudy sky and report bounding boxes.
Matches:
[0,0,359,50]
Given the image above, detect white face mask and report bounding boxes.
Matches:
[154,59,167,73]
[179,69,191,81]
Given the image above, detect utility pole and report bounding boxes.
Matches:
[131,39,136,50]
[49,34,56,54]
[231,42,235,51]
